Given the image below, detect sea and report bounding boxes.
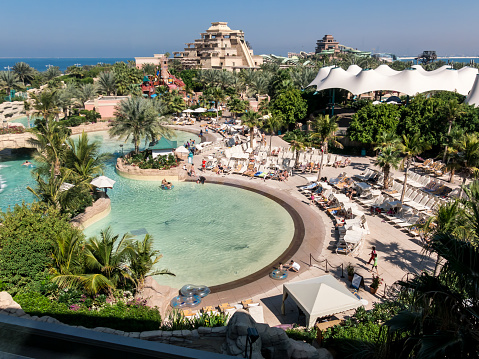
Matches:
[0,58,133,72]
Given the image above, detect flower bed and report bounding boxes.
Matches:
[0,126,25,135]
[124,152,179,170]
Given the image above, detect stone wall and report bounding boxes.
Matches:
[0,101,25,121]
[70,197,111,230]
[116,158,186,181]
[0,132,36,151]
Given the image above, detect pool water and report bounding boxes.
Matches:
[0,130,294,288]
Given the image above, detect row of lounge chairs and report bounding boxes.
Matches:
[414,159,448,176]
[181,299,262,322]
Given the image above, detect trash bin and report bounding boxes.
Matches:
[361,148,366,156]
[278,130,281,136]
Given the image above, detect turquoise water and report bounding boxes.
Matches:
[7,116,32,128]
[0,130,294,288]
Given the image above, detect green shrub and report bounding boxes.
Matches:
[0,202,83,293]
[285,326,317,343]
[161,309,228,330]
[15,292,163,332]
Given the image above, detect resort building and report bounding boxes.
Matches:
[173,22,263,71]
[315,35,371,57]
[84,96,129,119]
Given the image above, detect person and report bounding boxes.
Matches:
[199,129,203,137]
[191,164,196,177]
[205,127,208,134]
[202,159,206,172]
[367,246,376,264]
[288,260,300,272]
[22,160,32,166]
[196,176,206,184]
[370,253,378,273]
[310,193,315,206]
[279,262,284,272]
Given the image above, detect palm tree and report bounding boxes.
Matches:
[97,71,117,96]
[374,130,400,153]
[75,83,98,108]
[30,89,60,121]
[110,96,170,154]
[209,87,225,109]
[250,75,270,96]
[0,71,23,99]
[142,63,156,76]
[129,234,174,290]
[50,230,85,277]
[52,227,135,294]
[44,66,61,81]
[167,92,186,116]
[374,145,400,189]
[262,113,283,155]
[23,100,31,129]
[227,97,248,120]
[241,110,261,149]
[218,70,233,90]
[12,62,35,86]
[442,99,465,162]
[449,133,479,196]
[290,67,317,89]
[65,132,107,184]
[398,133,431,203]
[311,115,343,180]
[289,133,306,168]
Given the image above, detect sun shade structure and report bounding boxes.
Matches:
[465,74,479,107]
[90,176,116,189]
[281,274,363,328]
[308,65,478,96]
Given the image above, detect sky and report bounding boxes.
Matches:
[1,0,478,58]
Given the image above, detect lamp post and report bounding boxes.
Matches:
[119,144,124,156]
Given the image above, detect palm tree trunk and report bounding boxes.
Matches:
[269,132,273,155]
[400,158,410,203]
[384,166,390,189]
[295,150,300,168]
[250,127,255,149]
[443,120,453,162]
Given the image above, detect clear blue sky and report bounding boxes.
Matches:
[2,0,478,58]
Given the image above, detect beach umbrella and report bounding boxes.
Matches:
[194,107,207,113]
[183,109,194,113]
[175,146,190,154]
[90,176,116,189]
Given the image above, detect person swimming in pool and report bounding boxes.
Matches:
[22,161,32,166]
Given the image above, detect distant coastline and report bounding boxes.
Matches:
[0,58,132,72]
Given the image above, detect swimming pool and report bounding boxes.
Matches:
[0,130,294,288]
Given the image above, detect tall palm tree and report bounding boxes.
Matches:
[241,110,261,149]
[209,87,225,109]
[167,93,186,116]
[218,70,233,90]
[129,234,174,290]
[110,96,170,154]
[97,71,117,96]
[12,62,35,86]
[23,100,31,128]
[227,97,248,120]
[250,75,270,96]
[0,71,23,99]
[374,145,400,189]
[75,83,98,108]
[311,115,343,180]
[30,89,60,121]
[289,133,306,168]
[262,113,283,155]
[374,130,400,153]
[442,99,465,162]
[398,133,431,203]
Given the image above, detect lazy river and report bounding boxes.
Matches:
[0,130,294,288]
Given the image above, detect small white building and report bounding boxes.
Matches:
[149,137,177,159]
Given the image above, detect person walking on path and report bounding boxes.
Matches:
[367,246,376,264]
[201,159,206,172]
[191,164,196,177]
[310,193,315,206]
[370,253,378,274]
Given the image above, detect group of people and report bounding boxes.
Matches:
[278,260,301,273]
[161,179,173,189]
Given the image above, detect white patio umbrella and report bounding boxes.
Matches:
[183,109,194,113]
[175,146,190,154]
[90,176,116,189]
[194,108,207,113]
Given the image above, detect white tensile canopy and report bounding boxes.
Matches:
[175,145,190,154]
[465,74,479,107]
[308,65,479,96]
[281,274,363,328]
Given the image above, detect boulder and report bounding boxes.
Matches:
[289,339,320,359]
[0,292,22,312]
[223,310,263,358]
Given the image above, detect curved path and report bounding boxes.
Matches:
[188,174,327,309]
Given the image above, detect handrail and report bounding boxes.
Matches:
[308,254,344,278]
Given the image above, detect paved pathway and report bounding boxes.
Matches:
[171,122,437,326]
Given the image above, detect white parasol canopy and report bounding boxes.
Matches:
[59,182,74,192]
[183,109,194,113]
[194,107,207,113]
[90,176,116,189]
[175,145,190,153]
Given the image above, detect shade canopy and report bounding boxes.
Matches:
[175,145,190,153]
[465,74,479,107]
[308,65,478,96]
[194,108,207,113]
[90,176,116,189]
[281,274,363,328]
[183,109,194,113]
